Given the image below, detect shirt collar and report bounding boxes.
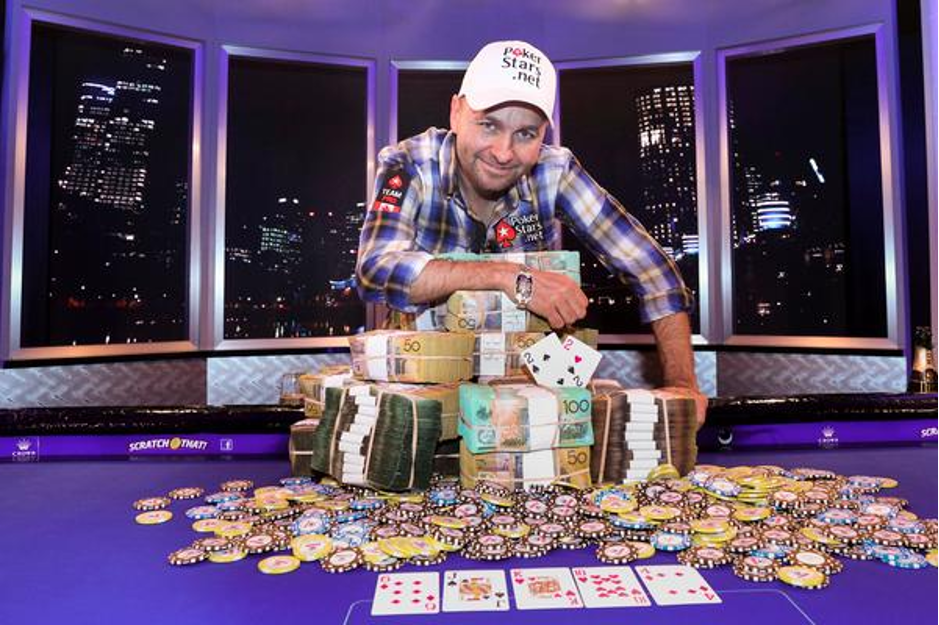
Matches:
[440,130,534,207]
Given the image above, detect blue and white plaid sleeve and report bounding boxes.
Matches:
[355,152,433,313]
[555,154,694,323]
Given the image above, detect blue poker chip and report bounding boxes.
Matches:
[430,488,459,507]
[863,542,906,561]
[651,531,692,552]
[817,509,857,525]
[335,511,369,524]
[608,515,651,530]
[185,505,219,520]
[884,551,928,569]
[293,513,330,535]
[752,544,791,560]
[279,476,313,487]
[205,491,240,505]
[349,498,385,511]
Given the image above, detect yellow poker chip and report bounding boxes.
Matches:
[288,492,325,504]
[480,493,515,508]
[135,510,173,525]
[380,537,414,559]
[926,550,938,567]
[405,537,440,558]
[778,565,828,589]
[639,505,680,521]
[258,555,301,575]
[691,518,731,534]
[192,518,226,533]
[208,547,247,563]
[647,464,681,481]
[291,534,333,562]
[318,499,351,512]
[215,520,254,538]
[626,541,657,559]
[601,498,637,514]
[253,496,289,511]
[734,507,772,522]
[426,515,467,530]
[428,535,461,553]
[876,477,898,489]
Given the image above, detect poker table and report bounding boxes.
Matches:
[2,440,936,625]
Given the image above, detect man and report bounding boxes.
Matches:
[357,40,707,426]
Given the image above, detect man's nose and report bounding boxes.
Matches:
[489,134,514,164]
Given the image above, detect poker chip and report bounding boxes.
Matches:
[168,487,204,500]
[191,536,229,552]
[208,546,247,563]
[926,550,938,567]
[168,547,207,566]
[258,555,301,575]
[215,520,253,538]
[185,505,219,520]
[134,497,171,511]
[135,510,173,525]
[678,545,732,568]
[788,549,843,575]
[778,565,829,589]
[321,548,362,573]
[651,531,692,552]
[596,542,637,564]
[192,518,225,533]
[220,479,254,493]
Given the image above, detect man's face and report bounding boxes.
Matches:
[449,95,548,200]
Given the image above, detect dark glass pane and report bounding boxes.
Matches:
[224,58,367,339]
[396,69,463,140]
[22,23,192,346]
[559,64,699,334]
[728,36,886,337]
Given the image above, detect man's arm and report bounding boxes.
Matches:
[650,311,707,427]
[409,260,588,330]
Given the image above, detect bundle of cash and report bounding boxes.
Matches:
[459,441,591,490]
[306,383,442,491]
[459,383,594,453]
[298,365,354,421]
[590,384,698,483]
[388,251,581,333]
[349,330,474,384]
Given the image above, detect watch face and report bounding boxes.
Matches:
[516,273,533,299]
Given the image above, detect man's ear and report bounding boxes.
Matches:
[449,94,463,131]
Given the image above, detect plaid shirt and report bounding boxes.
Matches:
[356,128,692,323]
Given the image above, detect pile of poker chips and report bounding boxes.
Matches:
[133,464,938,586]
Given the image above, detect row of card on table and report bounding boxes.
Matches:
[371,565,721,615]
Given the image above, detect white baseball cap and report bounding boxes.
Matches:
[459,40,557,124]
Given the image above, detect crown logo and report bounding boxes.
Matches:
[16,438,32,451]
[822,427,835,439]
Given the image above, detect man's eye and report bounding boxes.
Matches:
[479,121,496,131]
[517,130,537,141]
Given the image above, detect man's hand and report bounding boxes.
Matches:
[523,270,589,329]
[657,385,708,429]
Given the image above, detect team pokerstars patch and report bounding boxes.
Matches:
[372,169,411,213]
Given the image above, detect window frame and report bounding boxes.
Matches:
[554,52,709,346]
[717,24,905,350]
[208,45,375,351]
[1,8,203,361]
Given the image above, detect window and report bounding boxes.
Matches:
[725,35,887,338]
[393,64,464,143]
[20,22,194,348]
[222,54,369,341]
[558,60,701,336]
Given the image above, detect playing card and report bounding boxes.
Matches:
[557,334,602,387]
[442,569,510,612]
[510,567,583,610]
[371,572,440,616]
[520,333,564,386]
[572,566,651,608]
[635,565,722,606]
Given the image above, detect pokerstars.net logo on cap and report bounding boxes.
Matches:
[500,45,544,88]
[387,175,403,190]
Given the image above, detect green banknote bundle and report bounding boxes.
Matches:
[305,383,443,491]
[459,441,592,490]
[590,383,698,483]
[349,330,474,384]
[459,383,594,453]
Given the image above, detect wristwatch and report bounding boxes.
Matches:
[514,269,534,309]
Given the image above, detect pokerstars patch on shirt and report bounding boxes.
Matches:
[372,169,411,213]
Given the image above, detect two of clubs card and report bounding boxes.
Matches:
[370,566,721,616]
[521,333,602,388]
